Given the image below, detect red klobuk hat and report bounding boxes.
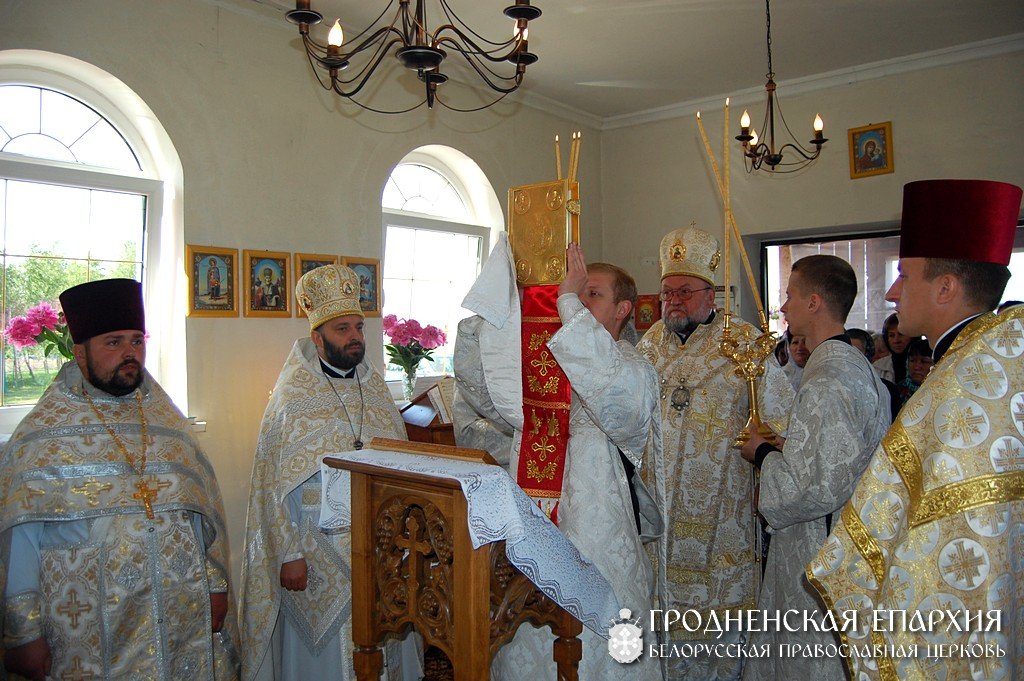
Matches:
[59,279,146,344]
[900,179,1022,266]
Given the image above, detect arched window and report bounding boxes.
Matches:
[381,147,502,382]
[0,51,185,425]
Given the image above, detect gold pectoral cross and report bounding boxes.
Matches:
[132,479,158,519]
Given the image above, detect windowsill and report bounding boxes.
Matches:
[0,404,34,436]
[0,405,206,436]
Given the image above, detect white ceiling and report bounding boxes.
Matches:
[254,0,1024,127]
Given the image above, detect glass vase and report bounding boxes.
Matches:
[403,370,417,401]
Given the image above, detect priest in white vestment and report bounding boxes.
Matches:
[456,239,662,680]
[1,279,239,681]
[239,265,414,681]
[740,255,890,681]
[637,226,794,681]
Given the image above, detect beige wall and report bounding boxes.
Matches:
[3,0,1022,585]
[601,51,1024,303]
[0,0,602,580]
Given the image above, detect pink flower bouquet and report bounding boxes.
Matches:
[4,302,74,360]
[383,314,447,399]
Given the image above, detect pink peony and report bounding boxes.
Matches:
[5,316,41,349]
[25,302,59,331]
[419,325,447,349]
[388,325,414,347]
[403,318,423,340]
[382,314,398,334]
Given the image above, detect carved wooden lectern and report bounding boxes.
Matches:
[325,438,583,681]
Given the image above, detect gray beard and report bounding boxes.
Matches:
[664,315,700,337]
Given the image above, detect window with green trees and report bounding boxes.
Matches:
[1,85,146,405]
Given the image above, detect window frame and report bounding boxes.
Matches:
[0,52,186,428]
[379,152,498,393]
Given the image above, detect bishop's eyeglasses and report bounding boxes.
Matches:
[659,285,713,302]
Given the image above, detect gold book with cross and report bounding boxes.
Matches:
[507,178,580,286]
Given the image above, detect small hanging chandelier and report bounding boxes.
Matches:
[285,0,542,114]
[735,0,827,173]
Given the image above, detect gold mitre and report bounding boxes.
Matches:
[507,179,581,285]
[660,226,721,285]
[295,264,363,329]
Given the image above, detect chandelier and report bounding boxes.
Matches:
[285,0,542,114]
[735,0,827,173]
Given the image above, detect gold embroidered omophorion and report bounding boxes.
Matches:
[82,387,158,519]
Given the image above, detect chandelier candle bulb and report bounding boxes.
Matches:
[286,0,541,112]
[328,19,343,47]
[811,114,828,146]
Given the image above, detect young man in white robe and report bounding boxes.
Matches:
[458,240,662,680]
[739,255,890,680]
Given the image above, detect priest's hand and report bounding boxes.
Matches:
[558,242,588,299]
[280,558,308,591]
[739,424,765,462]
[4,637,52,681]
[210,592,228,632]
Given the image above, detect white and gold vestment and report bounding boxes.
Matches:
[809,307,1024,680]
[239,338,407,681]
[0,362,239,680]
[637,314,793,639]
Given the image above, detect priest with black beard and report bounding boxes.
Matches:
[239,264,417,681]
[0,278,239,681]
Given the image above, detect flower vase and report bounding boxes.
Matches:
[403,369,417,401]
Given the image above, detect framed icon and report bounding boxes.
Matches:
[633,294,661,332]
[342,256,382,317]
[243,249,291,317]
[186,245,237,317]
[293,252,340,318]
[849,121,894,179]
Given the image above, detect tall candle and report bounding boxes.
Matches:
[723,98,730,314]
[555,135,562,180]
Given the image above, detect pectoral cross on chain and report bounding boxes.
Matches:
[133,479,158,519]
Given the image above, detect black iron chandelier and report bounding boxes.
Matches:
[735,0,827,173]
[285,0,542,114]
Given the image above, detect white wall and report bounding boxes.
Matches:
[0,0,602,581]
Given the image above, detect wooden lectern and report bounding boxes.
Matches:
[325,438,583,681]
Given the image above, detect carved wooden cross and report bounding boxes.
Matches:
[133,478,158,519]
[394,515,432,615]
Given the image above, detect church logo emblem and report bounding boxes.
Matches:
[607,608,643,663]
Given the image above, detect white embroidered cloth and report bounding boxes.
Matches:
[319,449,619,636]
